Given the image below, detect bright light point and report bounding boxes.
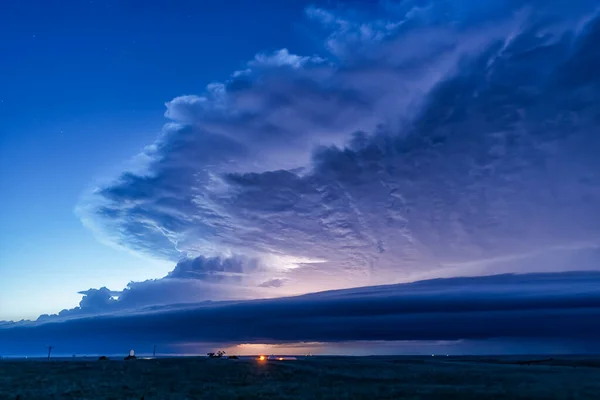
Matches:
[258,355,266,361]
[262,254,327,271]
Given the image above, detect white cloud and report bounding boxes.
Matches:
[249,48,325,69]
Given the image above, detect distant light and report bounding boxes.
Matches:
[432,354,435,357]
[278,357,283,361]
[258,355,266,361]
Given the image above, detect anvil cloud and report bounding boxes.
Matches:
[73,0,600,304]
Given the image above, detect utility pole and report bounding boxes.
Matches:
[47,346,54,361]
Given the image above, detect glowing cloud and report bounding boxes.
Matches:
[75,0,600,306]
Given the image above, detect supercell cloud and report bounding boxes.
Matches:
[65,0,600,313]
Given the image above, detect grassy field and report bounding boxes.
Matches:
[1,356,599,399]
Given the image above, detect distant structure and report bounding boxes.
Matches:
[124,349,137,360]
[47,346,54,361]
[153,345,156,358]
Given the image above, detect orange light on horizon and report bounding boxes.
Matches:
[258,355,266,361]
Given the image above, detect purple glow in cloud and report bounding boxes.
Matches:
[69,0,600,311]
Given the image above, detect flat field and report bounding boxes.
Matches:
[1,356,599,399]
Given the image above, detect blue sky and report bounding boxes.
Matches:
[0,0,317,318]
[1,0,600,355]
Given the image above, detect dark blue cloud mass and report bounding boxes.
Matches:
[73,0,600,307]
[1,272,599,355]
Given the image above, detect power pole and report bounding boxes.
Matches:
[47,346,54,361]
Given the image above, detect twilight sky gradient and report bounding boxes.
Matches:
[1,0,600,356]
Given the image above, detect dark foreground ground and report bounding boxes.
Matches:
[1,356,599,399]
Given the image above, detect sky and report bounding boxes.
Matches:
[1,0,600,356]
[0,0,315,319]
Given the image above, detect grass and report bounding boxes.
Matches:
[1,356,599,399]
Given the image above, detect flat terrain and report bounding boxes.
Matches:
[1,356,599,399]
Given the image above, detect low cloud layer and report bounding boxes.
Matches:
[2,272,599,355]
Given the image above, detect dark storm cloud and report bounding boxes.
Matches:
[167,256,259,282]
[36,287,118,322]
[75,0,600,302]
[2,272,599,355]
[30,255,287,324]
[34,255,274,323]
[258,278,288,288]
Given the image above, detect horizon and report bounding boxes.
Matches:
[5,354,600,359]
